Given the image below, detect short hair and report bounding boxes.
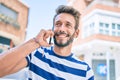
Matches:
[53,5,80,30]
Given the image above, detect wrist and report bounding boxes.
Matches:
[33,37,41,47]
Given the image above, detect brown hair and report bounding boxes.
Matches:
[53,5,80,30]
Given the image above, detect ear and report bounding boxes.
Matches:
[74,29,79,38]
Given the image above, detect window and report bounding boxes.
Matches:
[0,3,20,29]
[118,32,120,36]
[99,22,110,35]
[99,29,104,34]
[117,24,120,30]
[99,23,109,28]
[100,23,103,27]
[0,3,18,20]
[82,22,95,38]
[98,22,120,36]
[112,31,116,36]
[92,59,115,80]
[105,30,109,35]
[90,22,94,28]
[105,24,109,28]
[112,23,115,29]
[0,36,11,45]
[0,49,3,53]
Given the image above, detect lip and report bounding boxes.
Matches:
[55,35,68,40]
[54,32,69,39]
[56,33,67,37]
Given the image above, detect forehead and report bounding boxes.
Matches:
[55,13,75,24]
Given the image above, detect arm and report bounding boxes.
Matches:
[0,38,39,77]
[0,29,54,77]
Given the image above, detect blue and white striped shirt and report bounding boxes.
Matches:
[27,47,94,80]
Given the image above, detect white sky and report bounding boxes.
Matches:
[21,0,67,41]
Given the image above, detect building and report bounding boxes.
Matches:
[0,0,29,79]
[0,0,29,52]
[67,0,120,80]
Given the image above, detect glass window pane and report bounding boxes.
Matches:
[0,49,3,53]
[0,36,10,45]
[112,31,116,36]
[117,24,120,30]
[105,24,109,28]
[92,59,115,80]
[99,29,104,34]
[117,32,120,36]
[105,30,109,35]
[0,3,18,20]
[90,22,94,28]
[112,23,116,29]
[100,22,103,27]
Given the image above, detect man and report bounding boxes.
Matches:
[0,5,94,80]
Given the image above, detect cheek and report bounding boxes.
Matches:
[53,27,58,32]
[69,30,75,35]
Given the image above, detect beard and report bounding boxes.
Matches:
[53,31,75,47]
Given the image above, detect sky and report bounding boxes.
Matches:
[21,0,67,41]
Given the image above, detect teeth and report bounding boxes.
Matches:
[58,34,66,37]
[59,35,65,37]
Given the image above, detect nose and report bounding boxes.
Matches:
[59,24,66,30]
[54,24,66,32]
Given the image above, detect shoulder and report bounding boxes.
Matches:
[70,55,94,79]
[31,46,52,54]
[71,54,89,66]
[72,56,94,79]
[71,54,93,72]
[28,46,53,59]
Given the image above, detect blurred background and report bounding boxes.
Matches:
[0,0,120,80]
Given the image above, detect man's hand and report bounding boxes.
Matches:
[35,29,54,47]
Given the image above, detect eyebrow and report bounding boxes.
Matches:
[55,19,75,27]
[66,21,74,27]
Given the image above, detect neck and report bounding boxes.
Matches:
[53,44,72,57]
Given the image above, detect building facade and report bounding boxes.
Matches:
[67,0,120,80]
[0,0,29,52]
[0,0,29,79]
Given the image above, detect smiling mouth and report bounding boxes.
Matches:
[58,34,67,37]
[55,32,69,37]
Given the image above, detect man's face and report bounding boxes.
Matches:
[53,13,77,47]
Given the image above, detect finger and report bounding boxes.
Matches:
[40,29,46,37]
[44,32,50,39]
[36,29,45,40]
[44,30,54,39]
[43,42,52,47]
[48,29,54,37]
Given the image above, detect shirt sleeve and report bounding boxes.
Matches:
[25,54,32,67]
[86,65,94,80]
[25,47,43,67]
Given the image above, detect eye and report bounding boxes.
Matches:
[66,23,72,29]
[55,22,61,27]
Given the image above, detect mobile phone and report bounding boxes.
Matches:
[49,37,52,44]
[49,26,54,44]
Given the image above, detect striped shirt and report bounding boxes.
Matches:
[26,47,94,80]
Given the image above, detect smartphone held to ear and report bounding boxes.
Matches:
[49,37,52,44]
[49,26,54,44]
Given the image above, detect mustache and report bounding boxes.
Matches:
[54,32,70,37]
